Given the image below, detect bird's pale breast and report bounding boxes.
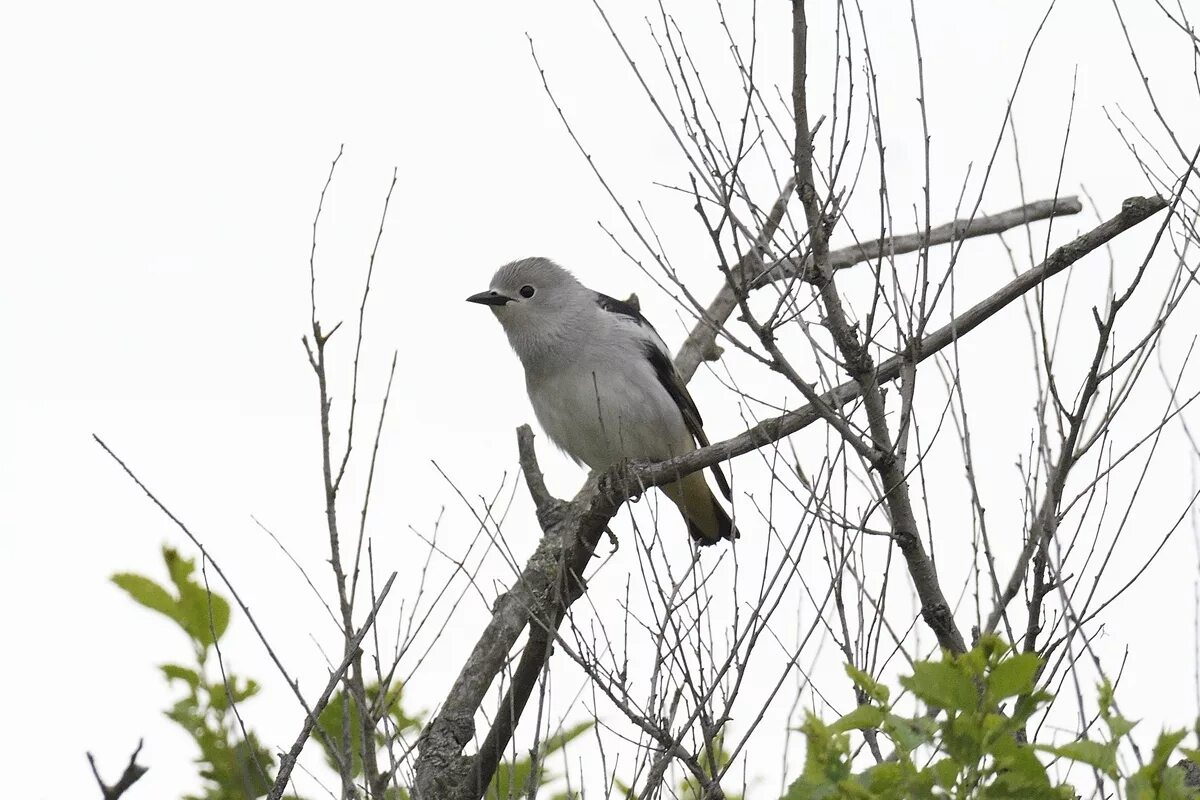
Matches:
[527,338,694,471]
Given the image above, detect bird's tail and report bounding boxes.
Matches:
[660,470,737,546]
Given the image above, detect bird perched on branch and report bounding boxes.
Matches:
[467,257,736,545]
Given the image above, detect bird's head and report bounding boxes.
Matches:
[467,256,583,328]
[467,256,589,368]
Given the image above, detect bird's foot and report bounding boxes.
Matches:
[603,526,619,553]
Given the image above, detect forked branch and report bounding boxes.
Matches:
[675,195,1083,382]
[87,741,148,800]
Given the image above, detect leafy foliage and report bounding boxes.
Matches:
[113,547,230,650]
[114,546,275,800]
[112,555,1198,799]
[114,545,592,799]
[781,636,1199,800]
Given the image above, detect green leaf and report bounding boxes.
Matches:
[543,721,594,755]
[378,683,423,734]
[1037,739,1117,779]
[209,685,230,713]
[961,640,991,678]
[883,713,936,755]
[1125,729,1193,800]
[160,663,201,690]
[232,677,261,704]
[231,734,275,798]
[1159,763,1199,800]
[112,573,180,624]
[943,713,985,765]
[900,660,978,712]
[487,721,594,799]
[846,664,890,704]
[492,756,533,800]
[987,652,1040,701]
[780,714,857,799]
[208,676,261,711]
[929,756,960,789]
[156,546,230,646]
[165,696,203,731]
[316,689,363,778]
[1106,713,1138,740]
[176,579,231,647]
[859,761,904,794]
[1011,689,1054,728]
[1150,728,1188,770]
[994,746,1052,791]
[1097,679,1115,718]
[315,682,422,779]
[863,761,935,799]
[779,775,828,800]
[830,704,885,734]
[163,547,196,593]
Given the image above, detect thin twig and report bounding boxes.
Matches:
[267,573,397,800]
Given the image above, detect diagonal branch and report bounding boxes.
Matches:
[675,195,1083,382]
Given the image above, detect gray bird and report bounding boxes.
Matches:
[467,257,736,544]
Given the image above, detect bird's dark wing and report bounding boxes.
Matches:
[571,314,731,509]
[594,294,703,429]
[595,292,700,431]
[594,291,734,500]
[638,340,733,501]
[594,292,647,325]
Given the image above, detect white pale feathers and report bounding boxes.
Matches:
[525,313,695,471]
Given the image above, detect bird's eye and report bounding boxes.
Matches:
[519,285,536,298]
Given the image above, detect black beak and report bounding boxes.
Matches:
[466,290,512,307]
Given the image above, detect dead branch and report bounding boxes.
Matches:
[675,195,1082,382]
[87,740,148,800]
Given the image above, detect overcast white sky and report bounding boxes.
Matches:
[3,1,1199,798]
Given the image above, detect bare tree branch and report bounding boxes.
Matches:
[790,0,962,652]
[87,740,148,800]
[675,195,1083,382]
